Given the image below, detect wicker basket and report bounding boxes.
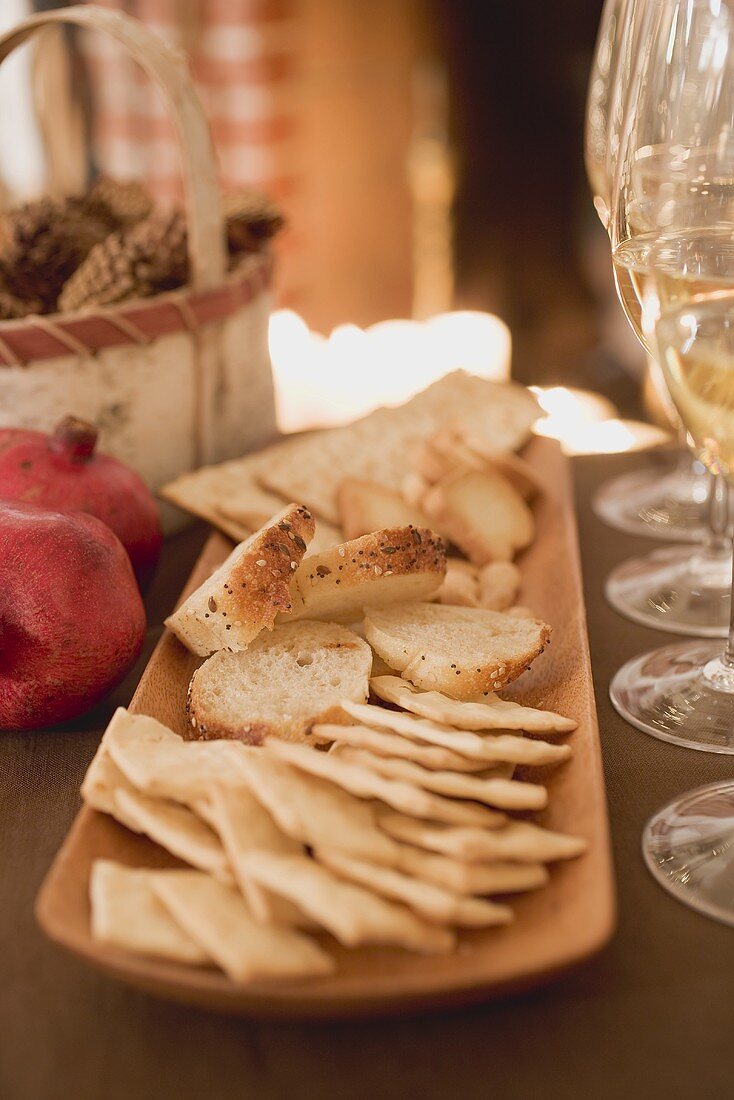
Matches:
[0,6,276,531]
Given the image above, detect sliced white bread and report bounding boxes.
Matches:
[186,622,372,744]
[165,504,315,657]
[420,468,534,564]
[337,479,432,541]
[278,526,446,625]
[364,601,551,698]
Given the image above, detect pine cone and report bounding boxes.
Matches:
[79,175,153,230]
[59,210,189,312]
[0,197,109,312]
[223,189,284,255]
[0,284,41,320]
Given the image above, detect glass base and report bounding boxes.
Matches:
[592,458,710,541]
[643,781,734,927]
[604,545,731,637]
[610,639,734,752]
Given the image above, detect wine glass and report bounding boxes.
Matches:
[606,0,734,923]
[593,0,733,636]
[585,0,711,543]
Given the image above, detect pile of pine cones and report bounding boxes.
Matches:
[0,177,283,320]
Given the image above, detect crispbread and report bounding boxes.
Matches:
[165,504,315,656]
[240,851,456,953]
[340,700,571,766]
[378,812,588,863]
[258,373,540,523]
[279,527,446,625]
[234,750,400,863]
[81,739,139,815]
[112,788,233,882]
[206,783,306,926]
[310,722,491,772]
[151,870,335,982]
[186,622,372,743]
[315,848,513,928]
[332,746,547,810]
[104,710,251,805]
[393,845,549,896]
[337,479,433,541]
[370,676,577,733]
[266,740,506,828]
[90,860,210,964]
[420,468,534,564]
[364,603,551,698]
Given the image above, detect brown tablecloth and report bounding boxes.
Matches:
[2,451,733,1100]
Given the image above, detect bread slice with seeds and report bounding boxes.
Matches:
[364,602,551,699]
[186,622,372,743]
[165,504,315,657]
[278,527,446,625]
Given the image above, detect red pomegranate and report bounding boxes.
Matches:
[0,501,147,729]
[0,417,162,588]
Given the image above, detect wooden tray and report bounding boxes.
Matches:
[35,436,616,1018]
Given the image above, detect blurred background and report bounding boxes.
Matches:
[0,0,644,415]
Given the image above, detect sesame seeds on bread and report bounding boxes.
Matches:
[278,526,447,625]
[363,602,551,699]
[186,622,372,744]
[165,504,315,657]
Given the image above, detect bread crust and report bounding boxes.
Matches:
[280,526,446,624]
[166,504,315,655]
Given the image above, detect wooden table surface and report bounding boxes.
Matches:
[2,450,733,1100]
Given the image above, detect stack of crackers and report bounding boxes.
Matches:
[79,371,588,985]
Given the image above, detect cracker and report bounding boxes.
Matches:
[266,740,506,828]
[341,700,571,766]
[393,845,549,895]
[310,722,491,773]
[379,812,588,863]
[113,788,233,883]
[240,851,455,953]
[90,860,210,965]
[315,848,513,928]
[206,783,306,926]
[235,750,399,863]
[258,374,539,523]
[151,870,334,982]
[81,741,138,814]
[107,721,251,807]
[332,746,547,810]
[371,676,577,734]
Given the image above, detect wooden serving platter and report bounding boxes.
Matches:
[36,436,615,1018]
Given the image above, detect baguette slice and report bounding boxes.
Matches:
[279,526,446,625]
[421,468,534,564]
[165,504,315,656]
[337,479,432,541]
[187,622,372,744]
[364,601,551,698]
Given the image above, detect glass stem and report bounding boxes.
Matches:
[703,479,734,691]
[706,472,730,557]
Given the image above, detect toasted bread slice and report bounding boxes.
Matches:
[421,468,534,564]
[478,561,521,611]
[436,559,480,607]
[364,602,551,698]
[278,527,446,625]
[165,504,315,656]
[337,479,432,541]
[187,622,372,744]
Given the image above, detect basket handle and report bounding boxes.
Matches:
[0,5,226,290]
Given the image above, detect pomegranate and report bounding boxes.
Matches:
[0,417,162,588]
[0,501,146,729]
